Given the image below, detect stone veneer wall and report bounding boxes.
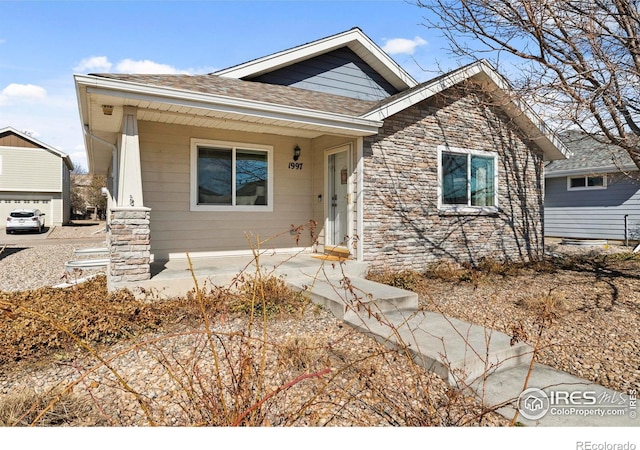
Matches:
[108,206,151,287]
[363,84,545,271]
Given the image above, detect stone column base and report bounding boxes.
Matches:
[108,206,151,289]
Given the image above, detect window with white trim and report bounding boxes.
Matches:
[567,174,606,190]
[438,146,498,209]
[190,139,273,211]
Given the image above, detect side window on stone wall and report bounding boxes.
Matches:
[438,146,498,210]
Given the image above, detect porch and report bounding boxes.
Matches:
[113,250,419,322]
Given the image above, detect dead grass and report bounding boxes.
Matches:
[0,271,313,370]
[0,388,107,426]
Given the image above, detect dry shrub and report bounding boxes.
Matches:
[230,273,310,318]
[0,276,168,365]
[517,290,567,327]
[0,271,313,368]
[277,334,328,372]
[425,261,474,282]
[0,388,106,426]
[604,251,640,262]
[367,269,424,291]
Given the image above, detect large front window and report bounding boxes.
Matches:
[439,146,498,209]
[191,139,272,211]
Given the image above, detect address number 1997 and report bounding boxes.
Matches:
[288,162,303,170]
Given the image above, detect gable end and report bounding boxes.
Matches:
[0,130,43,149]
[247,47,399,101]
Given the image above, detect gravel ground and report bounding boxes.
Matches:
[422,242,640,395]
[0,221,107,292]
[46,220,106,240]
[0,305,506,426]
[1,238,637,426]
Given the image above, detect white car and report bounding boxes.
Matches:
[6,209,46,234]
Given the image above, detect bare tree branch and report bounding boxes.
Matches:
[418,0,640,167]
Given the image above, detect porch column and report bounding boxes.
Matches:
[108,206,151,289]
[117,106,144,208]
[356,137,364,262]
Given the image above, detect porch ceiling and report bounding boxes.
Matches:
[88,92,342,139]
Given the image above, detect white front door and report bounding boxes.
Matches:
[326,146,351,248]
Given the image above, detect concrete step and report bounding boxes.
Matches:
[65,258,109,271]
[286,275,418,320]
[275,255,368,279]
[344,308,533,387]
[74,247,109,256]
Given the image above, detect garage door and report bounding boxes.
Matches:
[0,194,54,228]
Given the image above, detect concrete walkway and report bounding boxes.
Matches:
[127,252,637,426]
[281,259,638,427]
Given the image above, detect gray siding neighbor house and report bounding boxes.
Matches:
[74,28,568,290]
[545,130,640,241]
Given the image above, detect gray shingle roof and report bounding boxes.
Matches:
[545,130,636,175]
[91,73,379,117]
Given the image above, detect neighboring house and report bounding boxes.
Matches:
[74,27,568,289]
[71,173,107,220]
[0,127,73,227]
[545,130,640,242]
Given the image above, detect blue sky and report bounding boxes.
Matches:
[0,0,459,170]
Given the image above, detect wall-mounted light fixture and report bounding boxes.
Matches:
[102,105,114,116]
[293,145,301,161]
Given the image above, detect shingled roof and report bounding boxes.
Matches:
[91,73,379,117]
[545,130,637,176]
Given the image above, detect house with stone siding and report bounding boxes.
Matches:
[74,27,568,289]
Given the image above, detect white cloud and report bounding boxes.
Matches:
[74,56,113,73]
[0,39,6,44]
[0,83,47,105]
[70,149,89,171]
[115,59,188,74]
[74,56,191,74]
[382,36,427,55]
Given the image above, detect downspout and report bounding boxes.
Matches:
[82,124,118,226]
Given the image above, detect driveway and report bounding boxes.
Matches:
[1,221,106,247]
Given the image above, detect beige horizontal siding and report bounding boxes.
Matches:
[0,147,62,192]
[139,122,318,260]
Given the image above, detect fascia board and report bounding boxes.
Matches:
[362,63,486,121]
[363,60,571,162]
[74,75,98,173]
[77,75,383,135]
[545,165,638,178]
[215,28,417,90]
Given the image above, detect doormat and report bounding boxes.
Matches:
[311,254,349,261]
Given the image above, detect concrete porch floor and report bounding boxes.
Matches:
[124,251,370,299]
